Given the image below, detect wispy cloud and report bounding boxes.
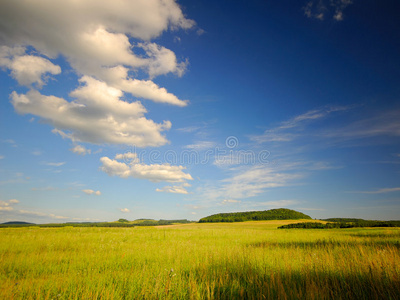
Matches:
[45,162,66,167]
[321,109,400,140]
[220,199,241,205]
[201,164,304,201]
[184,141,216,151]
[251,106,400,151]
[17,209,69,220]
[3,139,17,147]
[0,199,19,211]
[31,186,56,191]
[349,187,400,194]
[251,106,350,144]
[177,126,202,133]
[247,200,300,208]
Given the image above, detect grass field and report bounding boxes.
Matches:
[0,220,399,299]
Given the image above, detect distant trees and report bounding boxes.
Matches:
[278,220,400,229]
[199,208,312,223]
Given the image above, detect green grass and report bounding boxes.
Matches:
[0,221,399,299]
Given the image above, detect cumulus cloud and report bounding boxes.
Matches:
[1,0,193,152]
[120,208,130,213]
[0,0,194,47]
[0,46,61,87]
[82,189,101,196]
[12,77,172,147]
[70,145,91,156]
[114,152,140,163]
[156,183,191,194]
[0,1,193,102]
[100,153,193,183]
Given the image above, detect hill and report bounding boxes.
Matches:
[198,208,311,223]
[1,221,35,225]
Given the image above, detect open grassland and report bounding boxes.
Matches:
[0,220,399,299]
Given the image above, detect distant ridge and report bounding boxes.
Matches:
[1,221,35,225]
[199,208,312,223]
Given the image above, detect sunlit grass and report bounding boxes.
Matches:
[0,221,399,299]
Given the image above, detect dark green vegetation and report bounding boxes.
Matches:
[199,208,311,223]
[0,221,34,225]
[279,220,400,229]
[0,219,192,228]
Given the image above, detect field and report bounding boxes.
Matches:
[0,220,399,299]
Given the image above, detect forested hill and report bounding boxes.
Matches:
[198,208,312,223]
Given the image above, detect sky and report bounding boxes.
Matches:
[0,0,399,223]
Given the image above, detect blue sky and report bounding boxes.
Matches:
[1,0,399,223]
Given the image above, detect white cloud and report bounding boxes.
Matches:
[250,200,300,208]
[156,183,191,194]
[139,42,188,78]
[0,155,4,159]
[70,145,91,156]
[201,165,304,201]
[82,189,101,196]
[1,0,193,155]
[0,0,193,104]
[220,199,241,205]
[12,78,172,147]
[0,199,19,211]
[116,76,188,107]
[17,209,69,220]
[120,208,130,213]
[220,166,302,199]
[0,46,61,87]
[100,153,193,183]
[114,152,140,163]
[0,206,14,211]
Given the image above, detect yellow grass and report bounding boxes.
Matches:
[0,221,399,299]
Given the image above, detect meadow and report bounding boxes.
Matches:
[0,220,399,299]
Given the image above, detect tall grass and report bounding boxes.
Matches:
[0,221,399,299]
